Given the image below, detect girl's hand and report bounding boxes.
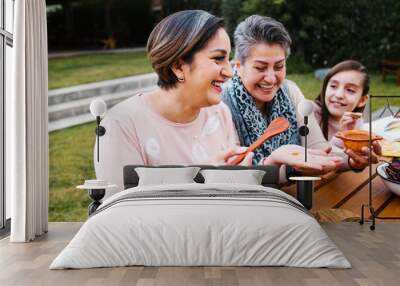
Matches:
[339,112,360,131]
[345,141,381,170]
[262,145,343,176]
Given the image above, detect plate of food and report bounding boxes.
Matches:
[376,159,400,196]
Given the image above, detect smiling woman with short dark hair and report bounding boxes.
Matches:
[147,10,225,89]
[94,10,255,197]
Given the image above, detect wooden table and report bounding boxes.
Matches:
[282,163,400,222]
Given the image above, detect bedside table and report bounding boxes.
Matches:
[77,180,117,215]
[289,176,321,210]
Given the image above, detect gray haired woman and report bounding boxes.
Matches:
[222,15,377,180]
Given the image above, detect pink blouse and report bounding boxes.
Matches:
[94,93,240,197]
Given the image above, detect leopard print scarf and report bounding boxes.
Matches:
[222,71,301,164]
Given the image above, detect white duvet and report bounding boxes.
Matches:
[50,183,351,269]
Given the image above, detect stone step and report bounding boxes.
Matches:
[49,113,95,132]
[48,73,157,105]
[48,86,155,131]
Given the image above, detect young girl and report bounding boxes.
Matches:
[314,60,369,147]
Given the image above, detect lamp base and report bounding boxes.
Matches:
[297,180,313,210]
[88,188,105,215]
[299,125,309,136]
[95,126,106,136]
[289,177,320,210]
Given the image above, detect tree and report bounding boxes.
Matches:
[238,0,400,69]
[161,0,222,17]
[221,0,245,39]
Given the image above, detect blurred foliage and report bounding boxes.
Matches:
[47,0,400,69]
[222,0,400,70]
[161,0,221,16]
[221,0,244,38]
[47,0,154,50]
[286,54,313,74]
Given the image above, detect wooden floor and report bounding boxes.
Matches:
[1,222,400,286]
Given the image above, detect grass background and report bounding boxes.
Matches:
[48,52,154,90]
[49,122,95,221]
[49,52,400,221]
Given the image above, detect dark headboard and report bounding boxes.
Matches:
[123,165,280,189]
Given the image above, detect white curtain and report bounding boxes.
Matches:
[9,0,48,242]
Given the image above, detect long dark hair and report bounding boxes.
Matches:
[314,60,370,140]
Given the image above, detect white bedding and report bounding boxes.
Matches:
[50,183,351,269]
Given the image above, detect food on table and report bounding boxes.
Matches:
[343,111,363,119]
[380,140,400,157]
[385,158,400,182]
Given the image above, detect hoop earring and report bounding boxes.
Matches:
[177,77,185,83]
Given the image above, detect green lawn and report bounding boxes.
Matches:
[48,51,153,90]
[49,52,400,222]
[48,51,400,109]
[49,122,96,221]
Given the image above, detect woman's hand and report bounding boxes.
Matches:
[219,146,254,166]
[262,145,343,176]
[295,147,343,176]
[345,141,381,170]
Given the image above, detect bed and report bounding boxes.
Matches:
[50,165,350,269]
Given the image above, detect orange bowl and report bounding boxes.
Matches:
[335,130,383,152]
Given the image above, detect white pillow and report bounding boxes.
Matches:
[135,167,200,186]
[200,169,266,185]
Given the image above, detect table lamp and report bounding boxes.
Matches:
[90,99,107,162]
[298,99,314,162]
[290,99,320,210]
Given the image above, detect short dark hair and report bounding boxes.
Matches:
[314,60,370,139]
[147,10,224,90]
[234,15,292,64]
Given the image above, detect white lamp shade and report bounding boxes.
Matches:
[298,99,314,117]
[90,99,107,117]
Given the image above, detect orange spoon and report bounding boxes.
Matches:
[225,117,290,165]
